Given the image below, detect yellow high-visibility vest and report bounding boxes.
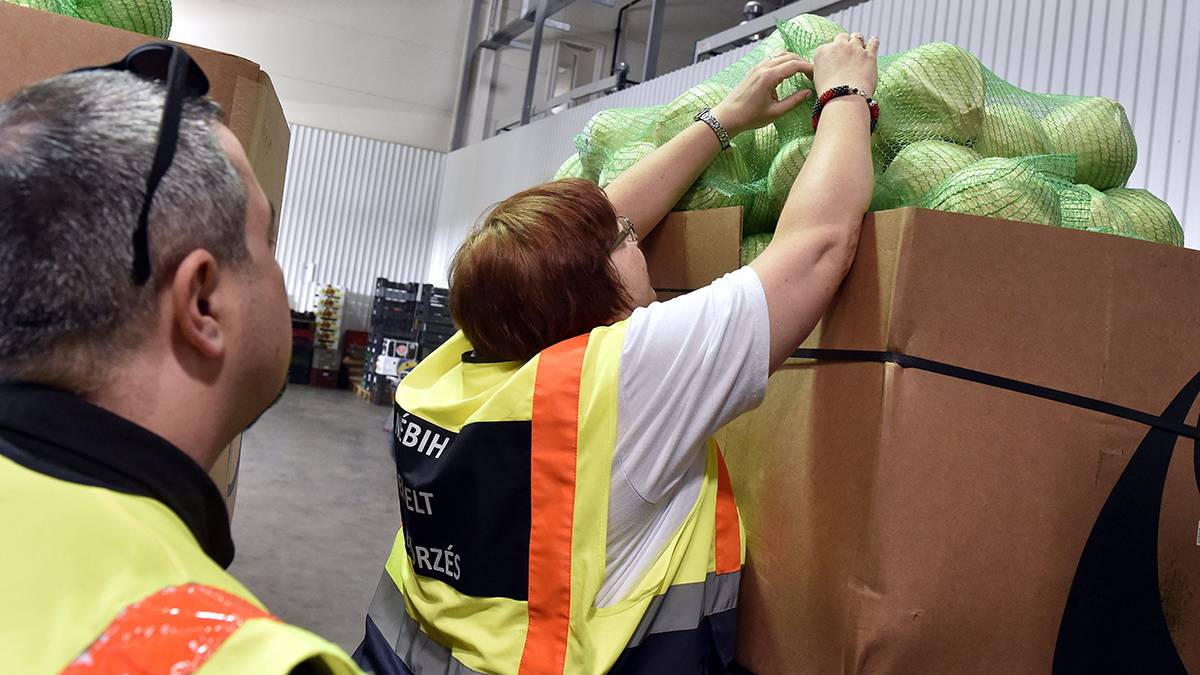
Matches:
[0,450,362,674]
[357,323,745,674]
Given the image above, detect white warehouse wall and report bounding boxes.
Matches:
[430,0,1200,286]
[170,0,473,151]
[276,125,444,331]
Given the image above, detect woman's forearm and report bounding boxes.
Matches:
[749,33,879,371]
[779,96,873,237]
[602,55,813,239]
[602,120,724,240]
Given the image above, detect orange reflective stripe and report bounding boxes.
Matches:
[714,444,741,575]
[62,584,277,674]
[519,333,589,675]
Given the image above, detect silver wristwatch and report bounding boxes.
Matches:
[693,107,731,150]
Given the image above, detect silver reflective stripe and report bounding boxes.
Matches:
[702,569,740,617]
[626,570,741,649]
[366,571,486,675]
[366,569,740,669]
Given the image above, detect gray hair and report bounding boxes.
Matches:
[0,70,248,391]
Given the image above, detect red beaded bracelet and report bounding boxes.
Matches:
[811,85,880,133]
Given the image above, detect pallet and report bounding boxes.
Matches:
[354,382,371,401]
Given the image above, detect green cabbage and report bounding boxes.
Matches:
[767,136,816,213]
[1056,183,1131,236]
[974,104,1049,157]
[1104,187,1184,246]
[553,153,594,182]
[875,42,985,151]
[919,157,1061,226]
[1041,97,1136,190]
[654,82,731,144]
[599,141,657,187]
[881,140,981,206]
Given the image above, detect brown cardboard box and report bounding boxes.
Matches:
[207,433,243,511]
[0,3,292,515]
[642,206,743,301]
[704,208,1200,672]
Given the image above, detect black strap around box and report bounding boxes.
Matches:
[790,348,1200,441]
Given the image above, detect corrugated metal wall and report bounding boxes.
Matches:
[277,124,445,330]
[429,0,1199,285]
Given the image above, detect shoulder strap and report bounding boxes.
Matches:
[520,333,590,675]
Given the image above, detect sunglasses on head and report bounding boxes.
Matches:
[73,43,211,285]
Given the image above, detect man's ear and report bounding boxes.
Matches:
[171,249,225,360]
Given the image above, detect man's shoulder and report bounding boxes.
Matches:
[202,617,363,675]
[0,452,253,612]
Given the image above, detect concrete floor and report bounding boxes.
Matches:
[229,384,399,653]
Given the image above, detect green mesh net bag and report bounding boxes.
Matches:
[1104,188,1185,246]
[557,13,1182,247]
[917,155,1067,227]
[741,232,773,266]
[5,0,172,39]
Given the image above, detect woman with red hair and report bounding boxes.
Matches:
[359,33,881,675]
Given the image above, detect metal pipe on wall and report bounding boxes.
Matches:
[642,0,665,80]
[520,0,551,125]
[451,0,486,150]
[610,0,644,75]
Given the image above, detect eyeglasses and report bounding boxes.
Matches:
[609,216,638,254]
[73,44,211,285]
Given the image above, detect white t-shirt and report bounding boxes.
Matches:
[597,265,771,607]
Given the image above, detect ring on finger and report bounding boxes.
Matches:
[851,33,865,43]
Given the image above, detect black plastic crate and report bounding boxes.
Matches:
[420,324,456,340]
[371,316,418,339]
[417,341,451,362]
[373,293,419,310]
[289,347,312,363]
[375,278,421,304]
[369,331,419,351]
[288,362,311,384]
[420,283,449,298]
[418,316,457,333]
[371,298,419,317]
[416,303,453,319]
[373,337,420,361]
[419,332,454,349]
[420,332,454,346]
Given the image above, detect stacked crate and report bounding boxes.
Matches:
[341,330,368,391]
[288,311,316,384]
[309,284,345,388]
[416,285,456,361]
[363,279,421,404]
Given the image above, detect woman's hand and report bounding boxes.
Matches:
[711,53,814,137]
[812,32,879,96]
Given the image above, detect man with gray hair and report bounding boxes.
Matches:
[0,45,362,674]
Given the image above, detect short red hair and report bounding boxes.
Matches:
[449,179,631,361]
